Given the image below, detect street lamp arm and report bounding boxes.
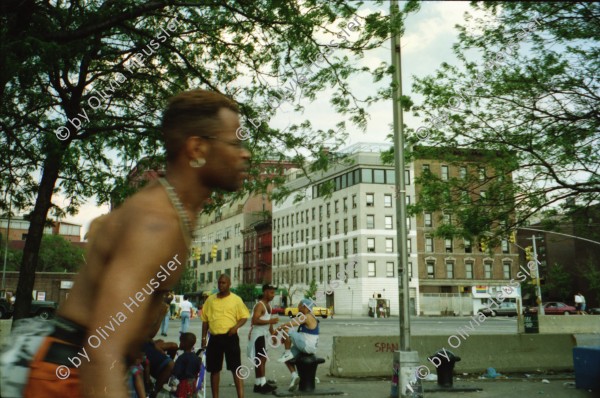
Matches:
[518,227,600,246]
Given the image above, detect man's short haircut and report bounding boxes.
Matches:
[262,284,276,292]
[161,89,239,162]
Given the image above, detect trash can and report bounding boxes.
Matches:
[524,311,539,333]
[428,350,461,388]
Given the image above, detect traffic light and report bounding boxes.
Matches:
[191,247,201,260]
[509,231,516,243]
[525,246,533,261]
[210,244,218,259]
[479,238,488,253]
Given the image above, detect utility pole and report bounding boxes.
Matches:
[530,235,544,315]
[390,1,421,397]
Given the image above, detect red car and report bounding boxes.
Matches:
[271,306,285,315]
[528,302,576,315]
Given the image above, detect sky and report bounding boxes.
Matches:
[60,1,485,238]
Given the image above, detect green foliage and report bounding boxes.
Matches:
[173,265,196,295]
[304,278,318,299]
[0,237,22,271]
[541,263,573,301]
[37,235,85,273]
[580,258,600,306]
[235,283,259,303]
[0,0,419,316]
[405,2,599,238]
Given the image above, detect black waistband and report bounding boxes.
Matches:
[50,315,87,346]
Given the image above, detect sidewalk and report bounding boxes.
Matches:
[210,375,596,397]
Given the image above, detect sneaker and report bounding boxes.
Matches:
[256,383,277,394]
[278,351,295,363]
[288,374,300,391]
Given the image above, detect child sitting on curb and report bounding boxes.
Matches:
[275,299,320,391]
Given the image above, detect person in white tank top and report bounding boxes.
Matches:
[247,284,279,393]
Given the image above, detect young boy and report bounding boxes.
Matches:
[275,299,319,391]
[172,333,201,398]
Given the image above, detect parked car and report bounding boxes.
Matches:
[527,302,576,315]
[0,298,58,320]
[285,306,330,319]
[478,301,522,317]
[271,306,285,315]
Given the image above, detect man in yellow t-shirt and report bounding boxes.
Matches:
[201,274,249,398]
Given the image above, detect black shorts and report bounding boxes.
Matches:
[206,334,241,373]
[254,336,266,357]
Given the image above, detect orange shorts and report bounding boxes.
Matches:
[24,336,82,398]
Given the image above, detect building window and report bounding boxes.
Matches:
[326,203,331,217]
[343,197,348,212]
[343,219,348,234]
[478,167,486,181]
[501,239,509,254]
[460,166,467,180]
[425,237,434,252]
[368,261,376,277]
[446,262,454,278]
[319,266,323,282]
[335,242,340,256]
[225,248,231,260]
[405,169,411,185]
[385,238,393,253]
[484,262,492,279]
[445,238,453,253]
[441,165,449,181]
[503,262,511,279]
[374,169,385,184]
[426,261,435,278]
[319,206,322,218]
[335,221,339,235]
[362,169,373,183]
[384,194,392,208]
[352,216,357,230]
[327,243,331,258]
[465,262,474,279]
[327,223,331,237]
[385,216,393,230]
[312,207,315,220]
[422,164,430,172]
[407,238,412,253]
[424,212,432,227]
[352,194,357,208]
[334,200,339,213]
[366,193,374,207]
[343,240,348,257]
[408,261,413,278]
[386,262,395,277]
[443,213,451,224]
[366,215,375,229]
[367,238,375,252]
[353,238,358,254]
[464,238,472,253]
[406,195,411,205]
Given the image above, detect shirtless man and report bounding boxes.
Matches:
[3,89,250,398]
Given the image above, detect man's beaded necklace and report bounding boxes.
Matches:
[158,177,194,248]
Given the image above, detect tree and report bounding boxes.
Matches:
[542,262,572,302]
[402,2,599,242]
[173,265,196,295]
[1,1,418,319]
[579,258,600,306]
[304,277,318,300]
[37,235,85,273]
[235,283,259,303]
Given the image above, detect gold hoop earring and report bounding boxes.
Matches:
[189,158,206,168]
